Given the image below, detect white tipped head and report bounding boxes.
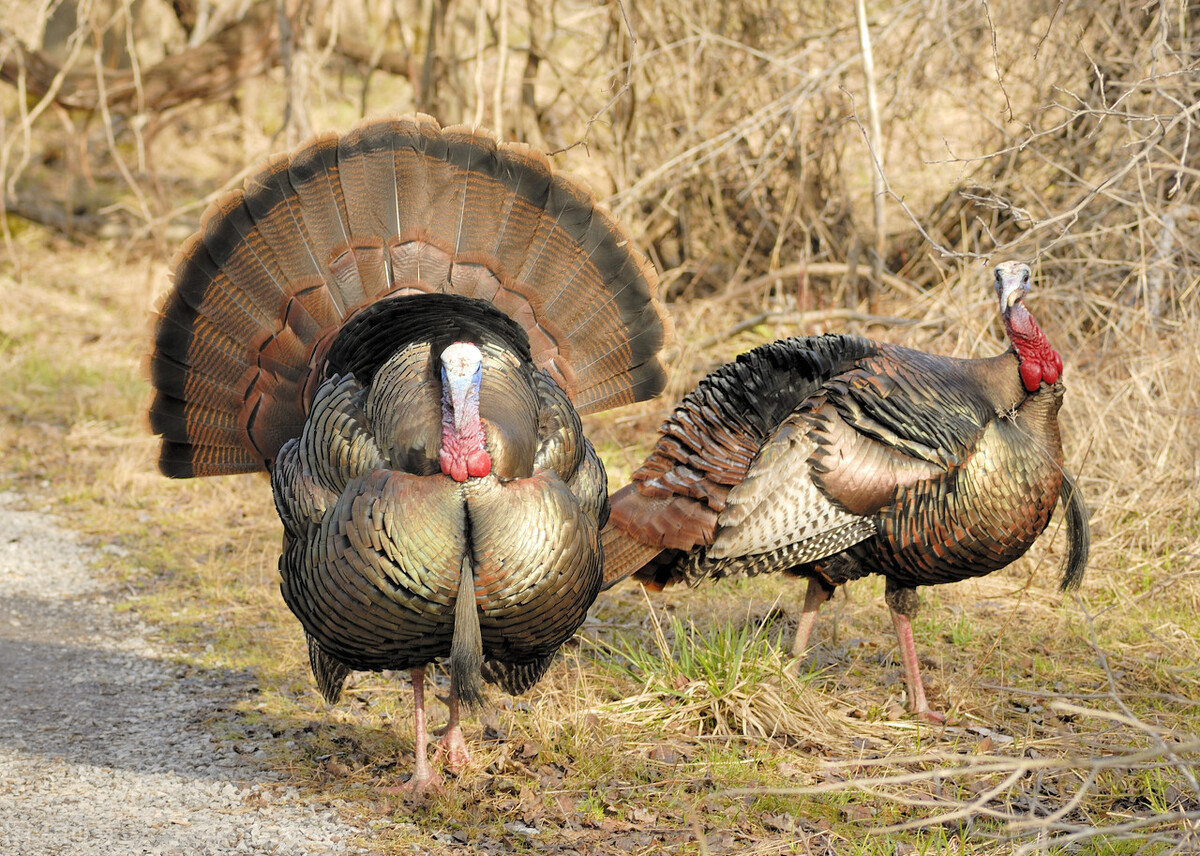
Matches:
[994,261,1032,310]
[440,341,483,379]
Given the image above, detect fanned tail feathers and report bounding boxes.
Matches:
[149,113,670,477]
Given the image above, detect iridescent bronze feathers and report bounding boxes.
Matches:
[602,263,1089,723]
[149,114,670,790]
[150,113,670,477]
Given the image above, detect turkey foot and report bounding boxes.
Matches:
[434,683,473,773]
[435,725,472,772]
[388,761,444,796]
[889,607,946,724]
[379,668,445,795]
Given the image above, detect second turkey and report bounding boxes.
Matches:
[601,262,1089,723]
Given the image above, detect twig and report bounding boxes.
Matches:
[1075,604,1200,799]
[974,683,1200,708]
[842,88,991,264]
[493,0,509,133]
[472,1,486,127]
[725,261,925,302]
[0,4,280,115]
[731,739,1200,797]
[1033,0,1067,59]
[92,28,153,231]
[853,0,886,306]
[982,0,1013,122]
[697,308,926,349]
[549,0,637,156]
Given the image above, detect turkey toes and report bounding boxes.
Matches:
[913,706,948,725]
[435,726,473,772]
[379,770,445,797]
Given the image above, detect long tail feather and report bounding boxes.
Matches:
[1058,467,1090,592]
[450,556,486,709]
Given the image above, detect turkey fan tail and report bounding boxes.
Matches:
[149,113,669,478]
[413,123,672,414]
[450,556,486,710]
[149,130,375,477]
[1057,467,1090,592]
[599,521,665,591]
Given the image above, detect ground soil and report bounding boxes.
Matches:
[0,491,367,856]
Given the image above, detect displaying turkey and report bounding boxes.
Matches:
[601,262,1088,722]
[148,114,671,790]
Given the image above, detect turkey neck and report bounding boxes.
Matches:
[1004,299,1063,392]
[439,342,492,482]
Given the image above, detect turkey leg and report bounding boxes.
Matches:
[397,667,443,793]
[887,601,945,724]
[791,576,834,658]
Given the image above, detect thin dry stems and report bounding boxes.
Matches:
[853,0,885,301]
[730,727,1200,846]
[5,0,1200,324]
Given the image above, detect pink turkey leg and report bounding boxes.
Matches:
[392,667,443,793]
[889,607,945,724]
[791,576,833,658]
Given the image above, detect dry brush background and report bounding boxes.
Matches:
[0,0,1198,853]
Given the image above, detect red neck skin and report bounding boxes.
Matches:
[438,379,493,483]
[439,420,492,482]
[1004,300,1063,392]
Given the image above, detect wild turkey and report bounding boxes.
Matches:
[148,114,671,790]
[601,262,1089,722]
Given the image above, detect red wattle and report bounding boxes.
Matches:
[439,441,492,482]
[1019,360,1042,392]
[467,449,492,478]
[1005,299,1063,392]
[439,448,465,482]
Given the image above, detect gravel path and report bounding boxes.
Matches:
[0,492,369,855]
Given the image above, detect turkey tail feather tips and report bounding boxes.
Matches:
[149,113,671,477]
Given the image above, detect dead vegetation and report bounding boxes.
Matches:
[1,0,1199,853]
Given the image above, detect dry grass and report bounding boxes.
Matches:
[2,1,1199,854]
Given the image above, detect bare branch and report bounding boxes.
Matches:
[854,0,886,306]
[0,3,280,114]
